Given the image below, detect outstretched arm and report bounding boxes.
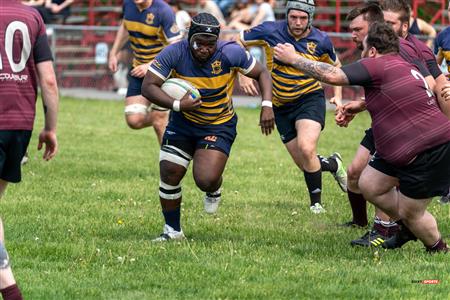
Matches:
[274,43,350,86]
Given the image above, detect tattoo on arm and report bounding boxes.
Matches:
[292,56,349,85]
[43,104,48,114]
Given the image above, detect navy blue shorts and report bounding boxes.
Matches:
[0,130,32,183]
[273,90,326,144]
[162,112,238,156]
[369,141,450,199]
[126,73,143,98]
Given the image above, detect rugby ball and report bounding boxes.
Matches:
[161,78,201,101]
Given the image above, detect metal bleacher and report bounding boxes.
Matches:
[53,0,447,92]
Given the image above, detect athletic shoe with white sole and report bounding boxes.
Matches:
[330,152,347,192]
[204,189,221,214]
[152,224,185,242]
[310,202,326,214]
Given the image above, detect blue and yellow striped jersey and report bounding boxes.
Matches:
[123,0,180,68]
[241,21,337,107]
[434,26,450,74]
[149,40,256,125]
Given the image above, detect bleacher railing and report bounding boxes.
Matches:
[48,25,439,102]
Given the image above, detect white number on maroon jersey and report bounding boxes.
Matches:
[411,69,433,98]
[0,21,31,73]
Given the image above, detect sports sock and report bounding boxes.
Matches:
[0,284,23,300]
[206,189,221,198]
[426,238,448,253]
[317,155,338,172]
[304,170,322,206]
[373,216,396,237]
[347,190,368,226]
[162,206,181,232]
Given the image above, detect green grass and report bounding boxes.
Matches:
[3,97,449,299]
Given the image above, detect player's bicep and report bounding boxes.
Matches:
[341,62,372,86]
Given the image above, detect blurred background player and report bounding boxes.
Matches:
[408,4,436,48]
[434,1,450,79]
[167,0,191,37]
[0,1,59,299]
[142,13,274,241]
[239,0,347,214]
[109,0,181,145]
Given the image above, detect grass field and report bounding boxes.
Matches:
[3,97,449,299]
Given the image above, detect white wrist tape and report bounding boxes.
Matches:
[172,100,181,112]
[261,100,273,108]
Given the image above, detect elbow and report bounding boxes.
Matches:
[41,75,58,92]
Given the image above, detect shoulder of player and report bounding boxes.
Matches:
[11,4,45,27]
[218,40,246,55]
[216,41,248,63]
[151,0,172,11]
[436,27,450,42]
[166,39,188,52]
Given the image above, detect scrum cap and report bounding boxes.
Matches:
[286,0,315,28]
[188,13,220,45]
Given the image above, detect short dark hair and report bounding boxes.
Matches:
[346,2,385,25]
[381,0,411,24]
[366,21,400,54]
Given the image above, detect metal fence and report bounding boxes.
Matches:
[48,25,432,101]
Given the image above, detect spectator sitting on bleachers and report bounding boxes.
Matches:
[168,0,192,35]
[34,0,74,24]
[228,0,275,30]
[195,0,226,26]
[409,16,436,48]
[213,0,234,17]
[228,0,255,30]
[22,0,45,7]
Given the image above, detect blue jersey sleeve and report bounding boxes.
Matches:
[240,22,274,46]
[434,32,442,55]
[318,34,337,64]
[149,43,179,80]
[160,4,181,42]
[224,43,256,74]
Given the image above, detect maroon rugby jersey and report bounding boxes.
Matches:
[405,34,442,79]
[399,38,430,77]
[342,54,450,166]
[0,1,53,130]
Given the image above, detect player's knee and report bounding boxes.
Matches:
[125,115,147,129]
[159,145,191,185]
[125,104,149,129]
[194,176,220,193]
[347,163,363,182]
[298,145,316,161]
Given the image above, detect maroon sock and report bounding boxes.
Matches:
[426,238,449,253]
[347,190,368,226]
[0,284,23,300]
[373,222,390,237]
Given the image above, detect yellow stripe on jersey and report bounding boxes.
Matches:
[124,20,161,37]
[129,36,164,48]
[272,76,316,90]
[171,71,236,125]
[175,73,234,90]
